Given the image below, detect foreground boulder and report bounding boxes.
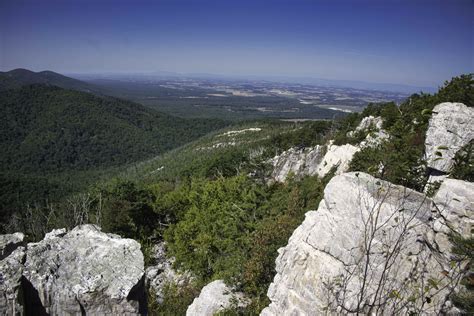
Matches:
[23,225,146,315]
[425,102,474,173]
[0,233,25,315]
[186,280,246,316]
[262,172,471,315]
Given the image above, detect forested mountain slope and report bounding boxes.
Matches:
[0,84,228,227]
[0,84,227,172]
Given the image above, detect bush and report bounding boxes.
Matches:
[451,141,474,182]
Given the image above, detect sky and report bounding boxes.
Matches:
[0,0,472,87]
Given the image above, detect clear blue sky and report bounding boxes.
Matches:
[0,0,472,87]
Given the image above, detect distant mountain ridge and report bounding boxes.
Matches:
[0,68,100,93]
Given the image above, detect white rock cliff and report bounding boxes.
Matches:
[261,172,472,315]
[425,102,474,173]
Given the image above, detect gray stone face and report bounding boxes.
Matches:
[433,178,474,240]
[270,116,390,183]
[0,233,25,316]
[270,145,326,183]
[425,102,474,173]
[186,280,246,316]
[269,143,360,183]
[261,172,472,315]
[315,143,360,178]
[23,225,145,316]
[145,242,192,305]
[347,115,389,148]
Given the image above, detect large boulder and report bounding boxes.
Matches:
[0,233,25,315]
[425,102,474,173]
[186,280,246,316]
[261,172,470,315]
[22,225,146,315]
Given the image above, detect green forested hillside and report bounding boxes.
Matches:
[0,84,227,171]
[0,84,228,225]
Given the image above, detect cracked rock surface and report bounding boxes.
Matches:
[22,225,145,316]
[261,172,472,315]
[0,233,25,315]
[186,280,247,316]
[425,102,474,173]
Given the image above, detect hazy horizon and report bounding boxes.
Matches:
[1,0,472,88]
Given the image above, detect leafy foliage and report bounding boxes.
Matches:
[349,74,473,191]
[451,141,474,182]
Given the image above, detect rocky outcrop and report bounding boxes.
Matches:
[352,115,383,132]
[18,225,146,316]
[146,242,191,304]
[425,102,474,173]
[0,233,25,315]
[348,115,389,148]
[270,146,325,182]
[315,143,360,178]
[262,172,471,315]
[186,280,246,316]
[270,142,360,182]
[270,116,391,183]
[433,178,474,240]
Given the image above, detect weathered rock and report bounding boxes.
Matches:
[23,225,145,316]
[270,116,391,183]
[349,115,383,135]
[348,116,389,148]
[315,143,360,177]
[270,145,326,182]
[433,178,474,239]
[262,172,470,315]
[186,280,246,316]
[425,102,474,173]
[270,142,359,182]
[360,128,389,148]
[0,233,25,315]
[145,242,192,304]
